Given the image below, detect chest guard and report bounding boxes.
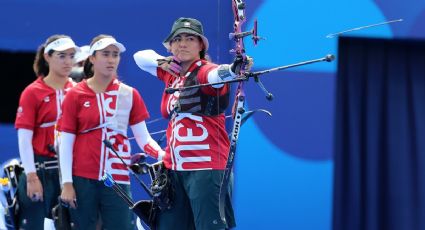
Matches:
[175,64,229,116]
[79,83,133,137]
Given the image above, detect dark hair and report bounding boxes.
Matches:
[33,34,70,77]
[200,50,206,60]
[197,36,206,59]
[83,34,115,78]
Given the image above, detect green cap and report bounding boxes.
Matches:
[163,17,209,51]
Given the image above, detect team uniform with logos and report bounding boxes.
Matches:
[58,78,149,229]
[159,60,230,171]
[15,77,74,230]
[137,58,236,230]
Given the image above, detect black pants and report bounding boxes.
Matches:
[156,170,236,230]
[17,155,61,230]
[69,176,135,230]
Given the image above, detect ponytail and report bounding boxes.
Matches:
[83,57,94,78]
[33,46,53,77]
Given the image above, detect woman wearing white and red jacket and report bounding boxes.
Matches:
[15,35,79,229]
[58,34,164,230]
[133,17,252,230]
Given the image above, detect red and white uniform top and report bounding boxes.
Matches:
[58,78,149,184]
[15,77,74,157]
[157,60,230,171]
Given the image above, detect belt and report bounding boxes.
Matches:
[35,160,59,170]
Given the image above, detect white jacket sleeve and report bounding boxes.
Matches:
[59,132,76,184]
[17,128,36,174]
[207,64,238,88]
[130,121,165,161]
[133,49,164,77]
